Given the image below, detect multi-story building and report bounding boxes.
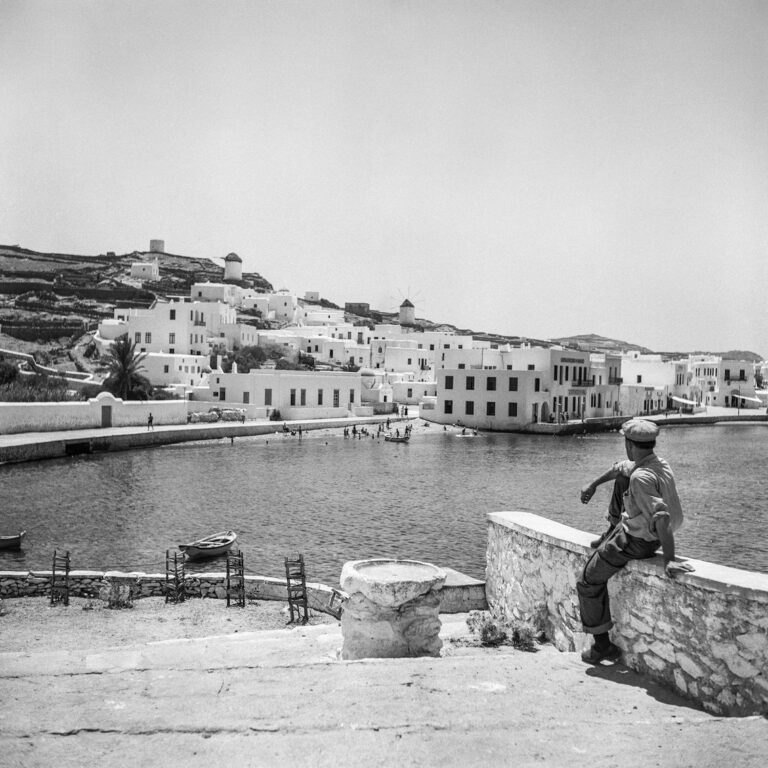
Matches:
[689,355,760,408]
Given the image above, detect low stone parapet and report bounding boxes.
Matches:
[0,570,346,618]
[485,511,768,716]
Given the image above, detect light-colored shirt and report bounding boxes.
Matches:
[621,453,684,542]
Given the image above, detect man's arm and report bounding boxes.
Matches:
[580,465,621,504]
[656,516,695,577]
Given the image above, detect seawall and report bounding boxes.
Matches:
[485,511,768,716]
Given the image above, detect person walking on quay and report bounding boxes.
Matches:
[577,418,694,664]
[147,412,154,431]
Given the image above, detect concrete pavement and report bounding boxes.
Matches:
[2,616,766,768]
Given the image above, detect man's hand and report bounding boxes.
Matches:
[665,560,695,578]
[580,484,596,504]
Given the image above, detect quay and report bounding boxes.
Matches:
[1,404,765,465]
[0,412,415,464]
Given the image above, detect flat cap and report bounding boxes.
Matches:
[620,418,659,443]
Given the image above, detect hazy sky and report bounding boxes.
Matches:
[2,1,766,355]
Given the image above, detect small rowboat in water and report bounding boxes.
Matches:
[0,530,26,550]
[178,530,237,560]
[384,434,410,443]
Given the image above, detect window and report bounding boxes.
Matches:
[243,392,250,404]
[407,358,412,366]
[553,365,558,380]
[349,389,355,404]
[486,402,496,416]
[465,401,474,415]
[636,375,642,384]
[487,377,496,391]
[169,348,174,354]
[169,332,175,344]
[170,309,176,320]
[318,389,323,405]
[534,378,540,392]
[300,389,306,406]
[134,332,141,343]
[458,363,465,369]
[466,376,475,390]
[508,402,518,417]
[445,375,454,389]
[290,389,296,406]
[163,365,169,374]
[444,400,453,414]
[264,389,272,406]
[219,387,226,401]
[407,388,413,398]
[333,389,340,407]
[528,364,535,371]
[509,377,518,391]
[330,350,334,358]
[429,344,435,351]
[724,369,731,380]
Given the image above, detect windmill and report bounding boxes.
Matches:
[389,287,422,327]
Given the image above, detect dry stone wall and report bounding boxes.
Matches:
[0,569,345,618]
[485,512,768,716]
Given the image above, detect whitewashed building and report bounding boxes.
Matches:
[199,369,363,419]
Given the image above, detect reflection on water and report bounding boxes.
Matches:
[1,424,766,584]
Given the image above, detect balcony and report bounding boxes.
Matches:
[608,377,623,385]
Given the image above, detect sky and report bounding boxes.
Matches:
[2,1,767,356]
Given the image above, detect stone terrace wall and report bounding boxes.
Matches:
[485,511,768,717]
[0,570,345,618]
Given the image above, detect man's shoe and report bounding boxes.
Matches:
[581,642,621,664]
[590,527,614,549]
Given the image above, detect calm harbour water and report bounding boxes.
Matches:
[1,424,766,584]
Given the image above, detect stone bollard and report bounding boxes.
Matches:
[340,559,446,660]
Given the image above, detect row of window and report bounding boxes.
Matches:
[444,400,518,417]
[445,375,541,392]
[217,387,353,407]
[445,375,521,391]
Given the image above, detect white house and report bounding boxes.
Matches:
[143,352,210,389]
[130,258,159,281]
[198,369,363,419]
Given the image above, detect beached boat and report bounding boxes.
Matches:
[178,530,237,559]
[384,434,410,443]
[0,530,26,550]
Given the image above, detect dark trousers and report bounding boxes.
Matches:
[577,525,659,635]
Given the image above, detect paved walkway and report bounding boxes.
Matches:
[0,412,417,463]
[2,616,766,768]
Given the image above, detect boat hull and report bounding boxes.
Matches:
[178,531,237,560]
[0,531,26,550]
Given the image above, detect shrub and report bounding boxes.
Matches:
[269,409,282,421]
[0,360,19,385]
[466,611,540,651]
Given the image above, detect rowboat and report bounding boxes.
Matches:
[384,434,410,443]
[0,530,26,550]
[178,530,237,559]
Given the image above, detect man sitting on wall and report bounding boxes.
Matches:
[577,418,695,664]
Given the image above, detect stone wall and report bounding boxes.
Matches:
[485,512,768,716]
[0,392,187,435]
[0,569,346,618]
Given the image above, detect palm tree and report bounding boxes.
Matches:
[103,334,151,400]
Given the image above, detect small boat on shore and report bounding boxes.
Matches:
[384,434,410,443]
[178,530,237,560]
[0,530,26,550]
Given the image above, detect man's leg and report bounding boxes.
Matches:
[578,529,660,662]
[590,474,629,548]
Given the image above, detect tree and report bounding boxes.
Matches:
[102,334,151,400]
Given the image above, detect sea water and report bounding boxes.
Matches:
[2,423,766,584]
